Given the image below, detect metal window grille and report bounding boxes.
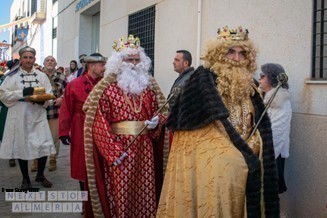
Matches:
[31,0,46,14]
[39,0,46,13]
[312,0,327,79]
[31,0,37,15]
[128,6,156,75]
[52,27,57,39]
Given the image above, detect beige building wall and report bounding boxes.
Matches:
[56,0,326,217]
[282,113,327,217]
[57,0,85,67]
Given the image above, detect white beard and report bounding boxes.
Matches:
[117,62,150,95]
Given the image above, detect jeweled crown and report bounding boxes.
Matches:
[112,35,141,52]
[217,26,249,41]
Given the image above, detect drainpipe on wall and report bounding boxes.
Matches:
[196,0,202,67]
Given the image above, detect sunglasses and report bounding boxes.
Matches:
[259,74,266,79]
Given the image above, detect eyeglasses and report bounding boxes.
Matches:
[259,74,266,79]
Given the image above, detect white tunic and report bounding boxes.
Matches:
[0,67,56,160]
[264,88,292,159]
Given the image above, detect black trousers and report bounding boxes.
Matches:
[18,156,48,180]
[276,155,287,193]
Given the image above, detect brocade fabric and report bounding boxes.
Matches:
[90,82,165,217]
[157,122,248,217]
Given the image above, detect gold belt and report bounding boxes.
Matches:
[110,121,148,135]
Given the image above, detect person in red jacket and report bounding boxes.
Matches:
[59,53,107,192]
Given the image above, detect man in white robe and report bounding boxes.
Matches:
[0,46,56,189]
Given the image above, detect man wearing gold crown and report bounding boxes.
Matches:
[157,27,279,217]
[83,35,168,217]
[0,46,56,189]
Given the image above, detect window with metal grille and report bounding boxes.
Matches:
[312,0,327,79]
[128,6,156,75]
[31,0,37,15]
[52,27,57,39]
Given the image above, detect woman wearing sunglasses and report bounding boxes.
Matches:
[259,63,292,194]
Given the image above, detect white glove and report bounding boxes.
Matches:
[144,115,159,130]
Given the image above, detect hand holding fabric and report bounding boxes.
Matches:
[60,136,71,145]
[144,115,159,130]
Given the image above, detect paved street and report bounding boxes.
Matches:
[0,143,83,218]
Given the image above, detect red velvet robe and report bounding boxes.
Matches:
[59,74,100,181]
[90,82,165,217]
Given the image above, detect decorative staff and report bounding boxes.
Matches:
[247,73,288,140]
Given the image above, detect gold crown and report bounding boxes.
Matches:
[112,35,141,52]
[217,26,249,41]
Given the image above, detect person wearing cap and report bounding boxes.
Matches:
[82,35,168,217]
[77,53,87,77]
[59,53,107,194]
[157,27,279,217]
[259,63,292,194]
[0,46,56,189]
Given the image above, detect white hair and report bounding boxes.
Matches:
[104,47,152,95]
[104,47,151,77]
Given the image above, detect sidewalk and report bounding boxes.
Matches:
[0,143,83,218]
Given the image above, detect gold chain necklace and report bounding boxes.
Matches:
[123,92,143,113]
[228,99,249,138]
[85,75,94,87]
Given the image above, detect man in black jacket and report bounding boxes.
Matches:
[168,50,194,111]
[76,54,87,77]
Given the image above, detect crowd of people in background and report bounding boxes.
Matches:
[0,26,292,217]
[0,55,87,85]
